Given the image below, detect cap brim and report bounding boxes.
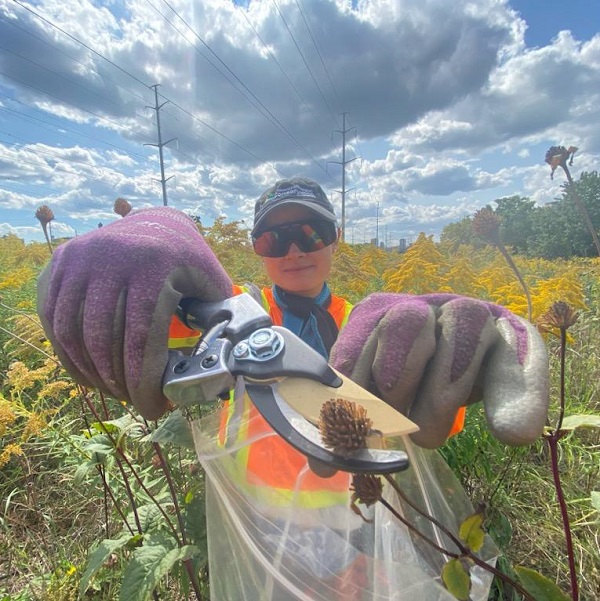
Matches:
[252,199,337,235]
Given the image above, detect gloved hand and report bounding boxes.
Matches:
[37,207,232,419]
[330,293,549,449]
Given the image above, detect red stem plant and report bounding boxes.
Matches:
[537,302,581,601]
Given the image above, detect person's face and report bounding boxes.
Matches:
[258,204,338,297]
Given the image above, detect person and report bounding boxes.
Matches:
[37,177,550,600]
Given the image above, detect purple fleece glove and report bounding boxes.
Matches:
[330,293,549,449]
[37,207,232,419]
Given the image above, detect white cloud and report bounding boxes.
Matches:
[0,0,598,242]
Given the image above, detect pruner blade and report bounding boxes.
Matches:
[245,381,410,475]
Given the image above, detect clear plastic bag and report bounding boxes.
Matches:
[192,398,498,600]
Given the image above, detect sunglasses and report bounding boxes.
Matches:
[252,219,338,258]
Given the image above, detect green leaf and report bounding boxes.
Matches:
[91,414,144,435]
[458,512,485,552]
[560,414,600,431]
[78,534,134,597]
[126,504,164,534]
[441,558,470,600]
[119,542,199,601]
[73,459,99,485]
[514,566,571,601]
[144,410,194,449]
[183,494,208,557]
[591,491,600,513]
[84,434,116,457]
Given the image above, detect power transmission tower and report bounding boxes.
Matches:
[145,84,177,206]
[328,112,358,242]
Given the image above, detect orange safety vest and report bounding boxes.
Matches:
[168,286,465,506]
[217,284,354,507]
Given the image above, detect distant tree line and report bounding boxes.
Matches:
[441,171,600,259]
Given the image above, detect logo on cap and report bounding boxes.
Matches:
[263,184,319,205]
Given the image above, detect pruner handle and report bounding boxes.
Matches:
[177,294,272,344]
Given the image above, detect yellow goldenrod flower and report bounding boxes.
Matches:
[0,443,24,468]
[0,398,17,436]
[37,380,73,402]
[21,413,47,441]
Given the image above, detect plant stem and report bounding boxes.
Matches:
[83,394,180,543]
[378,497,460,558]
[545,434,578,601]
[383,475,536,601]
[544,324,578,600]
[81,404,126,538]
[557,328,567,431]
[497,244,533,322]
[560,165,600,257]
[152,442,204,601]
[41,224,53,254]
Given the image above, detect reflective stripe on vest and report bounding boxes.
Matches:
[168,315,200,349]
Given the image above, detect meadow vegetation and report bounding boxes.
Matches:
[1,178,599,600]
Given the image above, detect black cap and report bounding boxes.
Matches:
[252,177,337,235]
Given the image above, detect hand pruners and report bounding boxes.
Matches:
[162,294,416,474]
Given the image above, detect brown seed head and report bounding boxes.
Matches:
[538,301,579,333]
[544,145,570,167]
[544,145,577,179]
[114,197,132,217]
[319,398,373,454]
[35,205,55,226]
[351,473,383,507]
[472,208,501,244]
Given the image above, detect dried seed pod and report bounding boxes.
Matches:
[35,205,55,253]
[319,398,373,454]
[351,473,383,507]
[538,301,579,332]
[114,197,133,217]
[544,145,577,179]
[472,207,502,245]
[35,205,55,226]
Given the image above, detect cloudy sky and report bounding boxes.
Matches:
[1,0,598,246]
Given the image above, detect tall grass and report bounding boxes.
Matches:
[1,233,599,600]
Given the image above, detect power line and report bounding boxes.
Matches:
[294,0,344,116]
[0,70,156,145]
[0,14,150,105]
[237,6,327,127]
[0,103,153,163]
[6,0,335,184]
[12,0,151,89]
[155,93,289,177]
[0,43,149,121]
[152,0,330,177]
[271,0,339,128]
[8,0,300,178]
